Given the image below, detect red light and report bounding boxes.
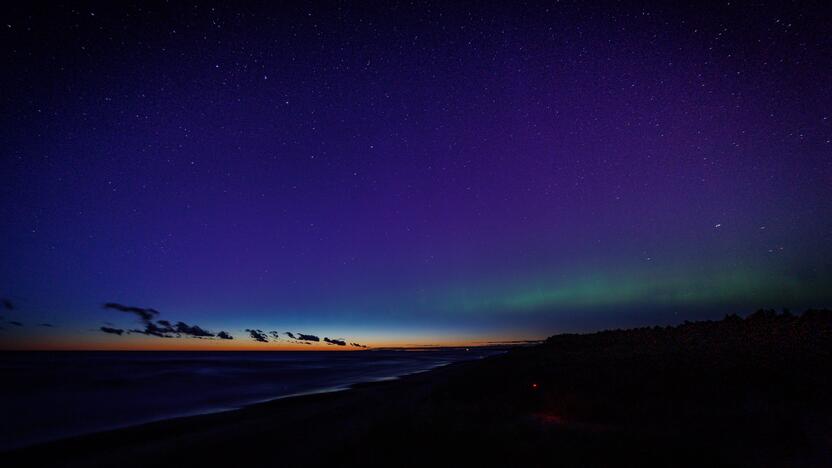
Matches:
[531,383,539,389]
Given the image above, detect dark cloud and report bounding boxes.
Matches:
[38,323,54,327]
[174,321,214,337]
[104,303,221,340]
[324,337,346,346]
[130,321,174,338]
[2,299,14,311]
[128,320,216,339]
[154,320,176,334]
[9,321,23,326]
[296,333,320,342]
[284,332,296,339]
[103,303,159,322]
[246,329,269,343]
[217,331,234,340]
[351,342,368,348]
[269,331,281,339]
[100,326,124,335]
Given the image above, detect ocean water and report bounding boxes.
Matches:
[0,349,501,451]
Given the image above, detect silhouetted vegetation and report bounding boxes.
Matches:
[7,309,832,467]
[341,308,832,466]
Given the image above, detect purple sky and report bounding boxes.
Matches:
[1,1,831,348]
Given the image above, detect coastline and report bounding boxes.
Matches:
[1,348,501,452]
[6,312,832,467]
[4,355,488,467]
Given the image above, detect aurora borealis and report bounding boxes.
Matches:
[1,1,831,349]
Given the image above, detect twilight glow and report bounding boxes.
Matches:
[1,2,831,350]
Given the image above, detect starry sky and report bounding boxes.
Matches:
[1,1,831,350]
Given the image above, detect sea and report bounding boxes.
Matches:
[0,348,502,451]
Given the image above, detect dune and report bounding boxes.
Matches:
[6,309,832,467]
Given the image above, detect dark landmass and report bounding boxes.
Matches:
[7,309,832,467]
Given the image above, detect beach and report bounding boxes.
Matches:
[0,348,501,451]
[6,310,832,467]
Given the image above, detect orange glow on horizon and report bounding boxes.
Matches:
[0,334,525,351]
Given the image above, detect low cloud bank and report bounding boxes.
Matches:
[98,302,369,348]
[102,302,231,341]
[246,329,268,343]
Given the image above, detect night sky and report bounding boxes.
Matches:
[2,1,831,349]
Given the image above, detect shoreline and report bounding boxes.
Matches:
[6,312,832,467]
[4,355,488,466]
[2,349,503,453]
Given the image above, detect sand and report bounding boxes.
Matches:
[7,311,832,467]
